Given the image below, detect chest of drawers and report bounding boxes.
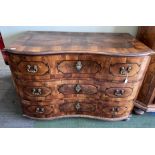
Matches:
[4,31,154,121]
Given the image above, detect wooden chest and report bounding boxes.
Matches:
[4,31,154,121]
[135,26,155,112]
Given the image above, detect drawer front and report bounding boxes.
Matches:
[15,80,140,101]
[110,63,140,77]
[105,87,133,98]
[18,61,49,76]
[57,60,101,74]
[98,101,133,118]
[22,105,54,118]
[21,99,133,119]
[8,54,150,82]
[58,84,97,95]
[24,86,51,97]
[59,101,96,114]
[8,54,51,80]
[21,99,97,118]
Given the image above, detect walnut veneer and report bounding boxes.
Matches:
[4,31,154,121]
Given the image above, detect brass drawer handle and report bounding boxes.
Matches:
[111,107,119,117]
[111,107,119,112]
[36,107,44,113]
[76,61,82,71]
[75,84,81,93]
[114,89,125,97]
[111,107,120,117]
[120,66,132,75]
[27,65,38,73]
[32,88,42,96]
[75,102,81,111]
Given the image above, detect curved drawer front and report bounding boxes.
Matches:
[58,84,97,95]
[15,80,140,101]
[21,99,133,119]
[57,60,101,74]
[110,63,140,77]
[100,81,140,101]
[102,106,128,116]
[24,86,51,97]
[18,61,49,76]
[8,54,51,80]
[8,54,150,82]
[105,87,133,98]
[59,101,96,114]
[98,101,133,118]
[22,105,54,118]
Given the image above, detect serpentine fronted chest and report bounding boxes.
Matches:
[4,31,154,121]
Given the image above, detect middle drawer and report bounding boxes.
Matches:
[15,79,140,102]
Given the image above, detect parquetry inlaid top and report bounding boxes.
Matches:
[7,31,154,56]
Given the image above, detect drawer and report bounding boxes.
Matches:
[98,101,133,118]
[110,63,140,77]
[100,81,140,101]
[59,101,97,115]
[15,79,140,101]
[22,104,54,118]
[18,61,49,76]
[9,54,149,82]
[8,54,51,80]
[57,60,101,74]
[58,84,97,95]
[24,86,51,97]
[21,99,133,119]
[105,87,133,98]
[21,99,97,118]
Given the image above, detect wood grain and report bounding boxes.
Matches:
[6,31,153,120]
[6,31,154,56]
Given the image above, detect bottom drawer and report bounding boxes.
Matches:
[98,101,133,118]
[21,99,133,120]
[22,104,54,118]
[59,101,97,115]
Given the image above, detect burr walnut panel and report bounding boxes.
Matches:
[58,84,98,95]
[105,87,133,98]
[22,104,54,118]
[24,86,51,97]
[59,101,96,114]
[57,60,101,74]
[18,61,49,76]
[110,63,140,77]
[99,101,133,118]
[5,32,153,120]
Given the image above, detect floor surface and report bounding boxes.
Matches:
[0,53,155,128]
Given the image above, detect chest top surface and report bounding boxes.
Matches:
[7,31,154,56]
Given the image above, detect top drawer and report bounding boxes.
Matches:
[8,54,150,82]
[57,60,101,74]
